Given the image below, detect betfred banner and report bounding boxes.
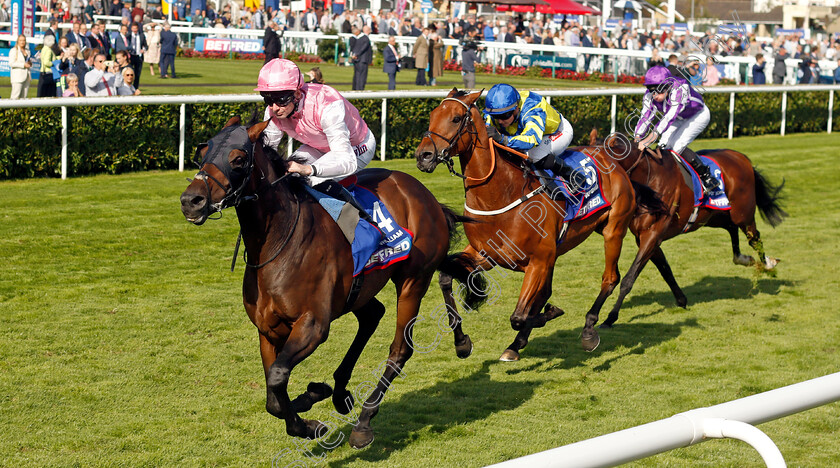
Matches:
[195,36,263,54]
[11,0,36,38]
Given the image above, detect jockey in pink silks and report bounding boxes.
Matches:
[257,58,376,219]
[634,65,717,192]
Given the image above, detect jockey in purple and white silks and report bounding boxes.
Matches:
[257,58,376,220]
[634,65,718,192]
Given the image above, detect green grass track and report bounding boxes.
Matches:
[1,132,839,467]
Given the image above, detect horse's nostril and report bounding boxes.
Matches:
[423,152,434,161]
[190,195,205,207]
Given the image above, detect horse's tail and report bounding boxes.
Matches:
[754,168,788,227]
[437,252,488,311]
[439,203,480,244]
[631,180,668,217]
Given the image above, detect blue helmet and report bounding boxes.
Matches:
[485,84,520,116]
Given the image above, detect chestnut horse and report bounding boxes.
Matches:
[180,117,481,449]
[586,130,786,327]
[415,89,644,357]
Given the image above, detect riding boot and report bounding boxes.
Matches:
[315,180,376,225]
[681,147,718,193]
[537,155,587,199]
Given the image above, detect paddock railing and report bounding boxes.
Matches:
[2,84,839,179]
[486,371,840,468]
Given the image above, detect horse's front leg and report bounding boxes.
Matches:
[439,246,492,359]
[260,313,330,440]
[502,261,555,361]
[581,219,626,351]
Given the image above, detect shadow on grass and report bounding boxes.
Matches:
[323,360,537,466]
[621,275,794,315]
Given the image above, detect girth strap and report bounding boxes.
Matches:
[344,274,365,313]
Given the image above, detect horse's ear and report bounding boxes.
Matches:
[463,89,484,106]
[446,87,458,98]
[247,121,270,143]
[589,128,599,146]
[224,116,241,128]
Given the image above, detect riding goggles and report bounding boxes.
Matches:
[495,109,516,121]
[261,91,296,107]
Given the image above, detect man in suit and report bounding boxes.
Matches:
[159,22,178,79]
[96,21,113,59]
[127,22,147,87]
[114,24,131,55]
[383,35,399,90]
[66,22,86,51]
[413,27,430,86]
[350,25,372,90]
[263,21,281,64]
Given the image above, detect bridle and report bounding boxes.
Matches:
[422,97,481,181]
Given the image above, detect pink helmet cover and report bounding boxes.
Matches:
[255,59,305,92]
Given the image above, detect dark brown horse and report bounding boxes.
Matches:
[585,130,786,327]
[415,89,643,357]
[180,117,480,449]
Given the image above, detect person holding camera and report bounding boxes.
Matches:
[460,26,482,89]
[84,53,120,96]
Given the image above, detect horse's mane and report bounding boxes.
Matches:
[452,89,471,99]
[258,138,311,192]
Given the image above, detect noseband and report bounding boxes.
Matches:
[422,97,479,179]
[192,126,257,214]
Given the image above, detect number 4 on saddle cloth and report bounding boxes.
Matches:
[535,150,611,223]
[672,150,731,210]
[304,179,413,277]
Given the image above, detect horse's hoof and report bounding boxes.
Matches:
[455,335,473,359]
[289,418,327,439]
[333,389,354,415]
[544,304,565,321]
[581,331,601,352]
[733,254,755,267]
[349,428,374,449]
[307,382,333,400]
[764,257,779,270]
[598,322,613,329]
[499,349,520,361]
[675,293,688,309]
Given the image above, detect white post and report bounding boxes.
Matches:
[667,0,676,23]
[828,90,834,134]
[61,106,68,180]
[178,103,186,172]
[728,92,735,140]
[380,98,387,162]
[610,94,617,134]
[781,91,787,137]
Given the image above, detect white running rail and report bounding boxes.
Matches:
[486,371,840,468]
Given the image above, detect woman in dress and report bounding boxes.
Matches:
[144,23,161,76]
[9,35,32,99]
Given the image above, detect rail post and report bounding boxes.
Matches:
[610,94,617,135]
[728,92,735,139]
[828,90,834,134]
[380,98,387,162]
[781,91,787,136]
[179,103,186,172]
[61,106,68,180]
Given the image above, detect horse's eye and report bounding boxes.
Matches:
[452,115,462,123]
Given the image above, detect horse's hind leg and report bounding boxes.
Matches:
[262,314,330,439]
[330,299,386,415]
[649,246,687,308]
[439,270,474,359]
[581,217,626,351]
[601,233,659,328]
[727,222,755,267]
[741,222,779,270]
[350,273,433,449]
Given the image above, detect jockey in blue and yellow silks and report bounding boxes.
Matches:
[483,84,585,192]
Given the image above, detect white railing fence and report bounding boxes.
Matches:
[486,371,840,468]
[2,84,839,179]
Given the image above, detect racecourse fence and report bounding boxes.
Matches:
[487,371,840,468]
[1,84,840,180]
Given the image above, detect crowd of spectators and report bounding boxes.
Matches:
[5,0,840,99]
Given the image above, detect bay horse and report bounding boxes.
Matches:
[179,117,481,449]
[415,88,645,357]
[585,129,786,327]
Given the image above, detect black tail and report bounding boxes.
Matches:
[631,180,668,217]
[439,203,479,244]
[437,252,488,311]
[754,168,787,227]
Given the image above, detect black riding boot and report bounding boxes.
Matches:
[315,180,376,225]
[681,147,718,193]
[537,155,587,199]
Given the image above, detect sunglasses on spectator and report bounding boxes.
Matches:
[261,91,296,107]
[496,109,516,121]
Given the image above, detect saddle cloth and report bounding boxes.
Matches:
[535,150,612,222]
[305,183,413,277]
[674,151,731,210]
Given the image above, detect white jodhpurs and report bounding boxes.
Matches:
[658,104,710,154]
[525,115,575,163]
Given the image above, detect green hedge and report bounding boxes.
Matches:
[1,90,836,179]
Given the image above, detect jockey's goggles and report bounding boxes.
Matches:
[495,109,516,121]
[261,91,296,107]
[646,84,669,94]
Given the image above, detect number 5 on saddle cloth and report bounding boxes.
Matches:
[305,180,414,277]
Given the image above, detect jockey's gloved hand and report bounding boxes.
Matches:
[485,125,508,145]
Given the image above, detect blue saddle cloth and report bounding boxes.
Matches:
[305,184,413,276]
[537,150,611,222]
[676,152,731,210]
